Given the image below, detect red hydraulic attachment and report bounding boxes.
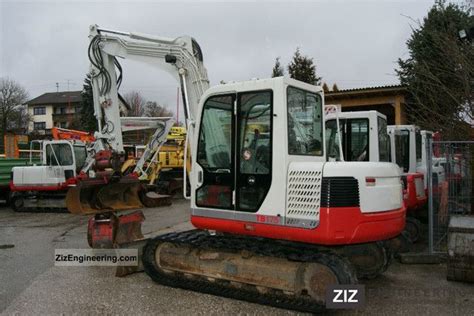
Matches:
[87,211,145,248]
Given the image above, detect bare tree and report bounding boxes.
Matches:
[145,101,173,118]
[0,78,29,136]
[124,91,146,117]
[396,2,473,139]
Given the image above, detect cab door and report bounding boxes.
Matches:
[44,141,77,183]
[195,95,235,209]
[195,91,273,213]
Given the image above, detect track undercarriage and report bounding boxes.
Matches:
[143,230,396,313]
[10,191,68,212]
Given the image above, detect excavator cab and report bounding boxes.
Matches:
[189,77,405,244]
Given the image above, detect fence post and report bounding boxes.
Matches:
[427,137,434,254]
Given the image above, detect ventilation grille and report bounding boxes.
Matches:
[286,169,322,221]
[320,177,359,208]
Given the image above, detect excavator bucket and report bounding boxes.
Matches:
[66,179,144,215]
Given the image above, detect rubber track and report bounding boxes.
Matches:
[143,230,358,313]
[12,194,68,213]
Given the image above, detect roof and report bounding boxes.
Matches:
[26,91,82,105]
[325,84,407,99]
[26,91,131,110]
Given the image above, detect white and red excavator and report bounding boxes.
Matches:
[325,109,425,242]
[9,96,174,213]
[66,25,407,312]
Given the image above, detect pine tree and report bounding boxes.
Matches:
[79,74,98,132]
[271,57,284,77]
[332,83,340,92]
[287,48,321,85]
[322,82,330,92]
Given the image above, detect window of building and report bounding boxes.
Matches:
[33,107,46,115]
[34,122,46,130]
[287,86,323,156]
[54,107,69,114]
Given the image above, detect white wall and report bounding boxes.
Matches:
[28,104,53,132]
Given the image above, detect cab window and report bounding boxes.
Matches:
[46,143,74,166]
[287,86,323,156]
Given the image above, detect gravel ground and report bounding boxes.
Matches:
[0,198,473,315]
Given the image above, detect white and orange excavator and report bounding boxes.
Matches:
[66,25,407,312]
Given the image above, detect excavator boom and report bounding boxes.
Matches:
[65,24,207,215]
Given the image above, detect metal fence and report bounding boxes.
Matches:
[427,140,474,253]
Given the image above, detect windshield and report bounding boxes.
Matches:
[416,131,422,162]
[46,143,73,166]
[378,117,390,162]
[325,118,369,161]
[395,130,410,172]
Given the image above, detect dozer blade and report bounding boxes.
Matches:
[66,180,144,215]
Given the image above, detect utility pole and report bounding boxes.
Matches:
[56,82,59,92]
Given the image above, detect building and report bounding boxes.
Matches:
[26,91,130,134]
[324,85,408,125]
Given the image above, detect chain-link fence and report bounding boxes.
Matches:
[427,140,473,253]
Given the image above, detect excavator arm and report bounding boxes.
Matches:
[88,25,209,138]
[67,25,210,215]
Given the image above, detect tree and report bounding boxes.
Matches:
[271,57,284,77]
[145,101,173,118]
[0,77,29,136]
[396,1,473,139]
[287,48,321,85]
[332,83,340,92]
[124,91,146,117]
[79,74,98,132]
[322,82,330,93]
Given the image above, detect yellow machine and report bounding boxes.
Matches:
[122,126,188,194]
[158,126,186,169]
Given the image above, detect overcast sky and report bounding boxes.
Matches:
[1,0,440,119]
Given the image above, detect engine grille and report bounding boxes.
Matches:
[320,177,360,208]
[285,165,322,229]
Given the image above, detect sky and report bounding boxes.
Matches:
[0,0,441,120]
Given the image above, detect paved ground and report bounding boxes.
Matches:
[0,198,473,315]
